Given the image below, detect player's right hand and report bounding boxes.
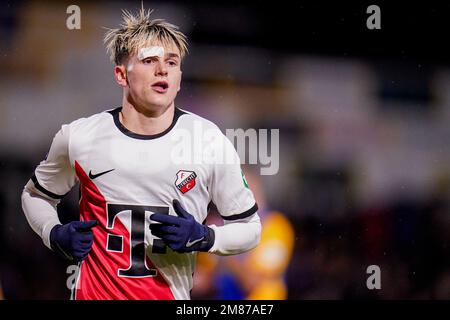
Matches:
[49,220,98,262]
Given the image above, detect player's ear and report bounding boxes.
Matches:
[114,65,128,87]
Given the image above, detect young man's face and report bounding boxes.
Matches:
[119,41,182,113]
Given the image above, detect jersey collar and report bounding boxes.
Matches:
[108,106,186,140]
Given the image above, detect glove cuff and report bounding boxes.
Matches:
[197,226,215,252]
[50,224,74,261]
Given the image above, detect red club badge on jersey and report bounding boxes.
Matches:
[175,170,197,194]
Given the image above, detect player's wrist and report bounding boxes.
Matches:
[185,219,215,252]
[49,224,74,261]
[198,226,215,252]
[49,224,62,244]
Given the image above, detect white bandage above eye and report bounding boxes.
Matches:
[137,46,165,60]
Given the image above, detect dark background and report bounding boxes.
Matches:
[1,1,450,299]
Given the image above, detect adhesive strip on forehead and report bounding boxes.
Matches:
[137,46,165,60]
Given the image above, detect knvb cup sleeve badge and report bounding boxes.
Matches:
[175,170,197,194]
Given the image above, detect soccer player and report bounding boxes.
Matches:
[21,7,261,300]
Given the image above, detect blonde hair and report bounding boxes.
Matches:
[104,6,188,65]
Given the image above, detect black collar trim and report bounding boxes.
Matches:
[108,107,186,140]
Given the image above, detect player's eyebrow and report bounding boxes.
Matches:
[165,53,180,59]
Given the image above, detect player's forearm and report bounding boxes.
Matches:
[208,213,261,256]
[21,180,61,250]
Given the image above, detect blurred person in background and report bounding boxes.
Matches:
[192,167,295,300]
[20,6,261,300]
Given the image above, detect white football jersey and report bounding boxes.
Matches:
[30,107,258,300]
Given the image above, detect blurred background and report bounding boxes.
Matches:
[1,0,450,299]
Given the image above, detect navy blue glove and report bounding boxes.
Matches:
[150,200,215,253]
[50,220,98,262]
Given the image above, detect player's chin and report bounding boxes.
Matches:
[145,94,175,107]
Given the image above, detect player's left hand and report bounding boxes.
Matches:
[150,199,215,253]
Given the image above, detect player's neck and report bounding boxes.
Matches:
[120,103,175,136]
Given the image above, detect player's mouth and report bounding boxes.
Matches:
[151,81,169,93]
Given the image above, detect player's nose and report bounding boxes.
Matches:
[155,60,168,76]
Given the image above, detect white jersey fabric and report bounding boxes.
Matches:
[21,107,260,300]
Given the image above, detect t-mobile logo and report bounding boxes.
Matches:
[106,203,169,278]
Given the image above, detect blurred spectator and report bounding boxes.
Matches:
[192,167,295,300]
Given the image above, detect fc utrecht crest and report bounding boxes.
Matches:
[175,170,197,194]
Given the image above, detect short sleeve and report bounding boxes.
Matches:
[209,132,258,221]
[32,124,77,200]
